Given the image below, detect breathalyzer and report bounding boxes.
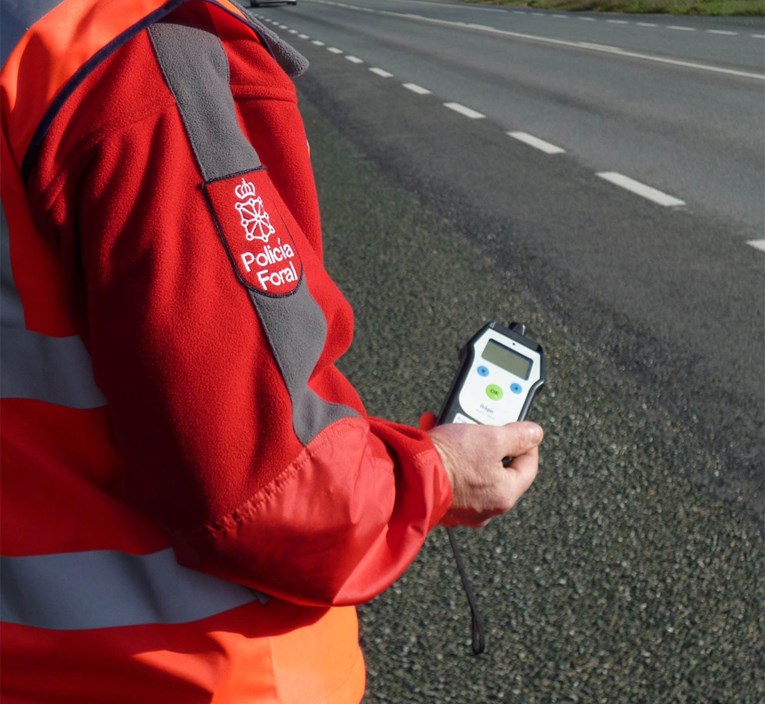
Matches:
[438,320,545,655]
[437,320,544,427]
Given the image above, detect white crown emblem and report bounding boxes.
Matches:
[235,179,257,201]
[234,178,275,243]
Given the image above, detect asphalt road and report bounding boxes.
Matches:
[256,0,765,512]
[247,3,764,701]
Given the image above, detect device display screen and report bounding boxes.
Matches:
[481,339,533,379]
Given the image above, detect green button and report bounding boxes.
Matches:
[486,384,503,401]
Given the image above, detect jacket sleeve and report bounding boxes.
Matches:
[30,6,453,606]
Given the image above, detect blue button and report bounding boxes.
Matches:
[510,383,523,395]
[477,366,489,377]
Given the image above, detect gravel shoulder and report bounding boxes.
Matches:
[297,92,765,703]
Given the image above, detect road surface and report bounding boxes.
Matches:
[248,3,764,701]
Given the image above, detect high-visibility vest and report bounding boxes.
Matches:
[0,2,364,701]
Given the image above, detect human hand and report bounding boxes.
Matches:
[425,419,543,528]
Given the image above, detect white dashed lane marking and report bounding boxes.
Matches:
[508,131,566,154]
[403,82,432,95]
[255,13,764,252]
[444,102,486,119]
[598,172,686,207]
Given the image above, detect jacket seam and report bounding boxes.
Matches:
[39,97,181,220]
[182,416,369,541]
[231,87,297,103]
[315,642,364,702]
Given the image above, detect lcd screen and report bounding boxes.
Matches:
[481,339,532,380]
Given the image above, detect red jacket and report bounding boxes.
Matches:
[1,1,452,700]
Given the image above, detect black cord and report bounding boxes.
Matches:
[446,527,486,655]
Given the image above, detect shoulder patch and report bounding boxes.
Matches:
[205,169,303,296]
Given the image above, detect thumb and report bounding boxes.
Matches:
[500,422,544,458]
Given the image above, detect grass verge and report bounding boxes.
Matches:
[461,0,765,15]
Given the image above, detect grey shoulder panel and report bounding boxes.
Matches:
[149,18,260,180]
[249,281,358,444]
[247,14,309,78]
[148,17,356,445]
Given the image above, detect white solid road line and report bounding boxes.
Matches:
[363,10,765,81]
[444,102,485,119]
[508,131,566,154]
[286,13,759,252]
[598,172,686,207]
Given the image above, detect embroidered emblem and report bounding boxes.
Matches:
[234,179,275,243]
[206,170,303,296]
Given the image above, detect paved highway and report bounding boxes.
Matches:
[248,2,763,701]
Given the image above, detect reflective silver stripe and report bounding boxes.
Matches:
[0,204,106,407]
[1,548,269,630]
[0,0,64,67]
[0,328,107,407]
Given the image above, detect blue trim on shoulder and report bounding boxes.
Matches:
[20,0,189,181]
[18,0,298,181]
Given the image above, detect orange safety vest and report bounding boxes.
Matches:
[0,2,364,701]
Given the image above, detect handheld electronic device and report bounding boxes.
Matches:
[438,320,545,655]
[437,320,544,427]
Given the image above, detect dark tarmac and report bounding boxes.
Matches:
[297,94,764,703]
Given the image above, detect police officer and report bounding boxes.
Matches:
[0,2,542,701]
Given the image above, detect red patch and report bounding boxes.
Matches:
[205,169,303,296]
